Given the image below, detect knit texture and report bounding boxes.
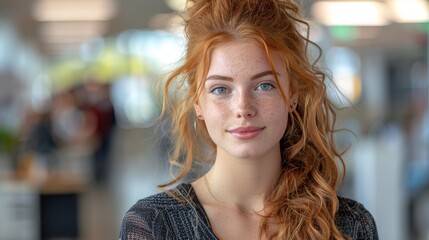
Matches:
[119,183,378,240]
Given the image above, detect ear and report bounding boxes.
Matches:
[289,93,298,112]
[194,104,204,120]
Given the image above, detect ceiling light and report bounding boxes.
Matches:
[33,0,116,21]
[165,0,192,12]
[312,1,389,26]
[40,22,107,38]
[387,0,429,23]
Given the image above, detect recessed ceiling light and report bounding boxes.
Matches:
[312,1,389,26]
[33,0,117,21]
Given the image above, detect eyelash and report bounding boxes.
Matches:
[210,86,229,95]
[209,82,276,95]
[256,83,275,91]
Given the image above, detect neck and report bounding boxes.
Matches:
[202,147,282,211]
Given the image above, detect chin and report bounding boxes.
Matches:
[231,149,264,159]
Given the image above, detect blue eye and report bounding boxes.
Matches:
[257,83,274,91]
[211,87,228,95]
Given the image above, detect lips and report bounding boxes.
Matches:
[226,126,265,140]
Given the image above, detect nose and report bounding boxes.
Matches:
[233,92,256,119]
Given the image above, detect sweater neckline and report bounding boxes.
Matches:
[177,182,219,238]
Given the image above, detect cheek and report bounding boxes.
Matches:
[202,101,230,136]
[264,97,287,113]
[265,100,289,124]
[202,99,228,117]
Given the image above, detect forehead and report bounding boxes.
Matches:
[207,40,286,76]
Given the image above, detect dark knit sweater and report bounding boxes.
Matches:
[119,183,378,240]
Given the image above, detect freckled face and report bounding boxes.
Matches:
[194,40,292,160]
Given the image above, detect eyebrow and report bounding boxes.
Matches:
[205,70,280,81]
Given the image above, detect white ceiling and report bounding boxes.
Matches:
[0,0,427,60]
[0,0,173,58]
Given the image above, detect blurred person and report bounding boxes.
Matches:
[79,81,116,186]
[50,90,93,147]
[18,107,56,181]
[50,87,98,139]
[119,0,378,239]
[25,109,56,164]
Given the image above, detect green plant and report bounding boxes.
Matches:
[0,128,20,153]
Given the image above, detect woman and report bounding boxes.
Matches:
[119,0,378,239]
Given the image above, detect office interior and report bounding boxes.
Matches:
[0,0,428,239]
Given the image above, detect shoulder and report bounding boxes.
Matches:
[336,196,379,240]
[119,184,198,240]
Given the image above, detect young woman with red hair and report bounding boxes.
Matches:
[120,0,378,239]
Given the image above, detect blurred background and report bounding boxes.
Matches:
[0,0,427,239]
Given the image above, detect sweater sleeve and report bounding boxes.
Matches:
[355,203,379,240]
[336,197,379,240]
